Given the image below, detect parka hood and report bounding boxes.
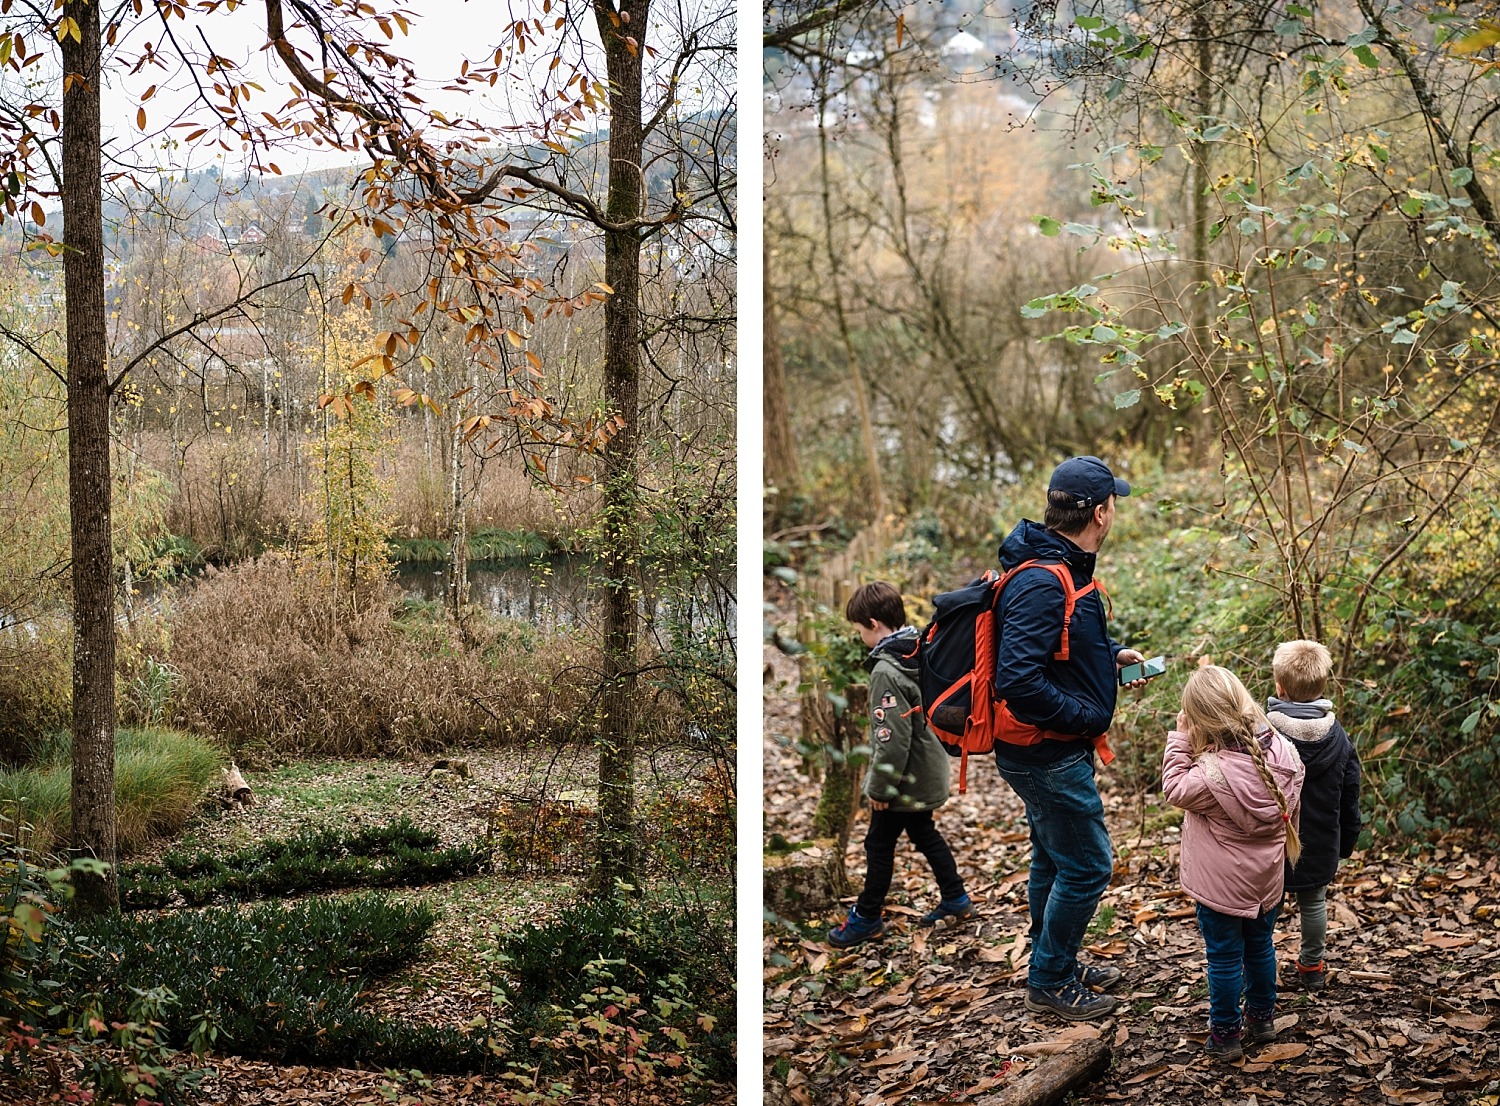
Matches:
[1266,698,1343,774]
[1199,730,1305,838]
[865,626,920,676]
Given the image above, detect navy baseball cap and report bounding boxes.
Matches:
[1049,456,1130,509]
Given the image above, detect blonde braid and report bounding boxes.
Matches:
[1240,726,1301,865]
[1182,665,1301,865]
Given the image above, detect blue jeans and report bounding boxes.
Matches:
[1196,903,1280,1033]
[993,746,1113,989]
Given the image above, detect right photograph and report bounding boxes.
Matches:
[762,2,1500,1102]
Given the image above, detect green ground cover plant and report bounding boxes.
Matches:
[2,823,206,1103]
[0,728,220,856]
[74,893,488,1071]
[491,894,734,1092]
[119,817,490,909]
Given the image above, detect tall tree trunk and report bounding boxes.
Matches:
[816,67,885,520]
[63,0,119,914]
[592,0,647,892]
[1188,1,1216,466]
[763,240,801,505]
[448,383,468,624]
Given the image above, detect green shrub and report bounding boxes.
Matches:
[119,818,490,910]
[492,894,734,1087]
[74,893,488,1071]
[1,818,83,1028]
[2,822,205,1103]
[0,728,219,856]
[0,619,71,765]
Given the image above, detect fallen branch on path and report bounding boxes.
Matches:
[974,1037,1112,1106]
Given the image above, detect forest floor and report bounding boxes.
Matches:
[763,644,1500,1106]
[138,747,722,1106]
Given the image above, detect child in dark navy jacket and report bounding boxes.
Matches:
[1266,640,1362,992]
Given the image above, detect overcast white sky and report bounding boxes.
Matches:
[4,0,731,219]
[92,0,602,180]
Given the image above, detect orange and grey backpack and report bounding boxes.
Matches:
[915,559,1108,793]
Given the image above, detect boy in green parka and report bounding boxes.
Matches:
[828,582,973,949]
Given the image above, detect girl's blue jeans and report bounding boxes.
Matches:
[1196,901,1280,1033]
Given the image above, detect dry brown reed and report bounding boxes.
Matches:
[164,554,603,757]
[134,427,587,555]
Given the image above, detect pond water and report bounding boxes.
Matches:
[5,556,733,643]
[393,556,735,638]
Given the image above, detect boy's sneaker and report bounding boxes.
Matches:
[918,894,975,927]
[1243,1014,1277,1047]
[1024,978,1119,1022]
[827,908,887,949]
[1075,961,1123,990]
[1293,961,1326,992]
[1205,1029,1244,1063]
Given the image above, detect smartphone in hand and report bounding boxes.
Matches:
[1118,656,1166,686]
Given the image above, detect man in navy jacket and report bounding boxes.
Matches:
[993,456,1145,1021]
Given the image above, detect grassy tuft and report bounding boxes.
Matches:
[0,727,221,856]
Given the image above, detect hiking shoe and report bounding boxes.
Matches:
[1205,1029,1244,1063]
[1024,978,1119,1022]
[827,908,887,949]
[1295,961,1326,992]
[1243,1014,1277,1047]
[918,894,975,927]
[1075,961,1123,990]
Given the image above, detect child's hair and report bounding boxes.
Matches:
[1181,665,1302,865]
[1273,639,1333,703]
[845,581,905,631]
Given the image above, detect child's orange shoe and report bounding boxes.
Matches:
[1294,961,1326,992]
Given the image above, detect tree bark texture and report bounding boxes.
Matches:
[62,0,119,913]
[812,683,866,851]
[1188,1,1217,466]
[815,69,884,520]
[763,239,801,500]
[763,840,850,919]
[592,0,647,891]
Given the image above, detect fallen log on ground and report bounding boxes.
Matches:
[975,1037,1111,1106]
[224,763,253,806]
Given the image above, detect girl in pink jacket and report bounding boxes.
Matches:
[1162,666,1305,1063]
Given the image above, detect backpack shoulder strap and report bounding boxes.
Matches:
[997,559,1097,662]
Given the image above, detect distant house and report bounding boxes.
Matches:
[193,232,231,255]
[942,30,987,57]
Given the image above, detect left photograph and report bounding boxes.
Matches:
[0,0,736,1101]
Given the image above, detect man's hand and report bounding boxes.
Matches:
[870,800,889,811]
[1116,648,1150,690]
